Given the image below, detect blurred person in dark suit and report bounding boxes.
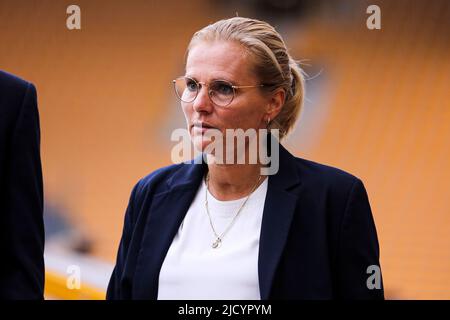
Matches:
[0,70,45,299]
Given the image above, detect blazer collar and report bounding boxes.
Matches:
[133,136,302,299]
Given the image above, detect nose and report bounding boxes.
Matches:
[192,85,213,113]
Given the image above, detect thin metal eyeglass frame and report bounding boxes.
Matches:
[172,76,265,107]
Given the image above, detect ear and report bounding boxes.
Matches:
[265,88,285,121]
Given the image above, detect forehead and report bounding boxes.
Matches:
[186,41,254,83]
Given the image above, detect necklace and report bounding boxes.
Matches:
[204,172,263,249]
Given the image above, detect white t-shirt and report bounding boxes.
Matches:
[157,176,269,300]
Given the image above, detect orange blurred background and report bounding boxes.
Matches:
[0,0,449,299]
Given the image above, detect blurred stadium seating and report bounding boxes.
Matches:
[0,0,448,299]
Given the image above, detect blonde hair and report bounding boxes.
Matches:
[187,17,305,140]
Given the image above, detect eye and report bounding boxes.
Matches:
[212,81,234,96]
[185,78,198,92]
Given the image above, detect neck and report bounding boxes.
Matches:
[206,162,265,201]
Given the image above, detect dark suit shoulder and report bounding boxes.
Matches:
[133,162,186,198]
[0,70,36,124]
[292,156,361,196]
[290,156,371,246]
[0,70,31,92]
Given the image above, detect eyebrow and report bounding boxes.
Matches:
[185,74,237,84]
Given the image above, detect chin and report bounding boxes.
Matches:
[191,133,211,153]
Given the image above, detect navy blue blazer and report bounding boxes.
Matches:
[0,71,45,299]
[107,141,384,300]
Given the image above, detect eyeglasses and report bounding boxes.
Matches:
[173,76,264,107]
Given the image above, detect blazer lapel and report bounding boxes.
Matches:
[133,159,206,299]
[258,143,302,299]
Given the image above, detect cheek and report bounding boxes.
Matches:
[231,102,266,128]
[181,103,192,120]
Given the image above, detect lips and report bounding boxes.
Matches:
[192,122,217,129]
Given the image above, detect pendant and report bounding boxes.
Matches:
[212,238,222,249]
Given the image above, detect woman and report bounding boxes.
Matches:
[107,17,384,300]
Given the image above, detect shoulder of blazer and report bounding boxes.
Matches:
[0,70,36,125]
[130,159,204,205]
[291,156,363,199]
[133,163,185,198]
[0,70,30,88]
[0,70,33,100]
[295,156,360,182]
[124,160,205,231]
